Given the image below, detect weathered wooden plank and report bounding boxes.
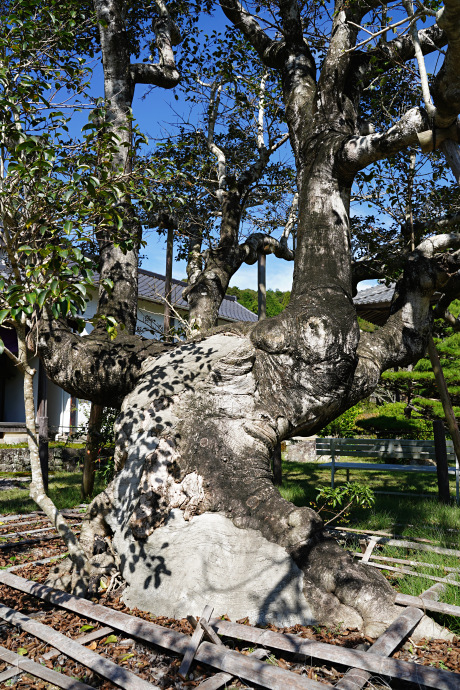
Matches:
[199,618,225,647]
[0,644,95,690]
[361,537,377,563]
[0,665,22,682]
[7,552,68,572]
[333,526,458,548]
[0,523,81,541]
[353,552,460,575]
[395,593,460,618]
[358,561,460,586]
[43,625,115,661]
[196,640,329,690]
[196,671,233,689]
[321,462,457,474]
[334,607,423,690]
[0,572,327,690]
[179,605,213,679]
[0,530,80,551]
[0,603,158,690]
[209,619,459,689]
[3,571,458,690]
[379,538,460,558]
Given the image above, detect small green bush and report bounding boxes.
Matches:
[318,405,362,438]
[356,402,433,439]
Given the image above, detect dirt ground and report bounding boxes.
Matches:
[0,516,459,689]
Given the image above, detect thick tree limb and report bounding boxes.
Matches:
[36,312,172,406]
[240,232,295,264]
[348,234,460,409]
[431,0,460,126]
[130,63,179,88]
[363,24,446,67]
[342,107,428,169]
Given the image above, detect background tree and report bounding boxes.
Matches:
[146,26,296,332]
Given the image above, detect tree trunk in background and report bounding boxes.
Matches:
[163,225,174,341]
[37,360,48,494]
[258,251,266,321]
[82,403,104,499]
[433,419,450,504]
[428,334,460,484]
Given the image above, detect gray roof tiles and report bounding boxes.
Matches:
[138,269,258,323]
[353,283,394,306]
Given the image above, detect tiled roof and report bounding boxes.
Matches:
[138,269,258,323]
[353,283,394,306]
[353,283,394,326]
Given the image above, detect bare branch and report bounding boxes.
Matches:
[281,192,298,243]
[131,0,180,88]
[402,0,436,118]
[206,80,226,200]
[257,72,267,151]
[219,0,283,68]
[416,231,460,257]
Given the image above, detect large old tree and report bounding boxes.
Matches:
[29,0,460,635]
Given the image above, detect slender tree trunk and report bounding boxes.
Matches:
[433,419,450,504]
[428,334,460,496]
[16,323,90,594]
[82,403,104,499]
[37,360,48,493]
[163,225,174,341]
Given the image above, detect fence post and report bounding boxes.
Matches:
[433,420,450,504]
[331,438,336,489]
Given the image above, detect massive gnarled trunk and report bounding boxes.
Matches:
[41,0,460,637]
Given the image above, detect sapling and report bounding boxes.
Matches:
[312,483,375,527]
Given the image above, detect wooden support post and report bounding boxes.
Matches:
[330,438,336,489]
[257,251,266,321]
[428,334,460,504]
[82,403,104,499]
[163,225,174,341]
[37,360,48,493]
[433,419,450,504]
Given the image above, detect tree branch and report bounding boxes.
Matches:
[206,80,226,201]
[239,232,294,264]
[341,107,428,170]
[131,0,180,88]
[358,24,446,80]
[219,0,284,68]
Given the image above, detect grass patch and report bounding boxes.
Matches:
[280,460,460,630]
[0,442,85,450]
[279,460,460,536]
[0,471,106,514]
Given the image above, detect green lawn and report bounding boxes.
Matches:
[0,471,106,514]
[280,460,460,634]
